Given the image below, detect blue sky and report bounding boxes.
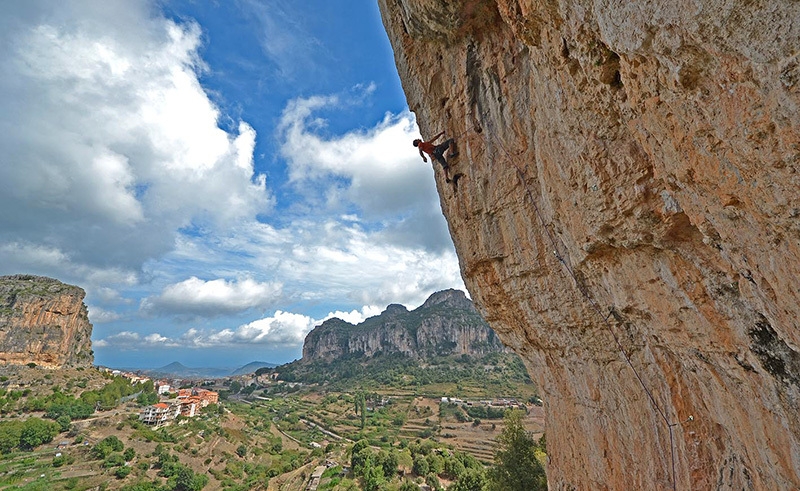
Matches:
[0,0,463,369]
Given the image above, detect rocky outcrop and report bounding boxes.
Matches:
[0,275,94,368]
[302,289,506,362]
[378,1,800,489]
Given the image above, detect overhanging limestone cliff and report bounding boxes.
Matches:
[378,1,800,489]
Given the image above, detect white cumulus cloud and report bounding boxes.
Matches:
[141,277,283,316]
[95,305,382,351]
[0,1,270,284]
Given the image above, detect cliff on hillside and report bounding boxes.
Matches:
[378,1,800,490]
[302,289,506,362]
[0,275,94,368]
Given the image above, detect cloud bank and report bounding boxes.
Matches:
[1,1,464,363]
[94,305,382,351]
[0,1,270,290]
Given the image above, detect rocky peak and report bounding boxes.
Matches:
[419,288,471,309]
[382,303,408,315]
[379,0,800,489]
[301,289,505,362]
[0,275,94,368]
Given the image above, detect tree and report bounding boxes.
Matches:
[450,468,488,491]
[351,448,372,477]
[399,480,419,491]
[427,453,444,475]
[379,450,399,479]
[354,392,364,415]
[172,465,209,491]
[361,459,385,491]
[120,481,160,491]
[354,391,367,428]
[486,410,546,491]
[19,418,60,450]
[425,473,442,490]
[0,421,23,453]
[137,392,159,405]
[236,444,247,458]
[443,454,466,480]
[412,454,429,477]
[351,440,370,459]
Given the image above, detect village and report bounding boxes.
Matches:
[138,385,219,428]
[100,367,220,428]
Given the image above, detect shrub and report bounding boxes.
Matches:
[104,453,127,468]
[92,435,125,459]
[236,444,247,458]
[57,415,72,432]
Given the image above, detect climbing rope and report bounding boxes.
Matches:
[455,118,681,490]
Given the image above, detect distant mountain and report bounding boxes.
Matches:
[230,361,276,376]
[141,361,278,379]
[301,289,507,362]
[143,362,234,379]
[277,289,525,388]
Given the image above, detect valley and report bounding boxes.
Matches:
[0,359,543,491]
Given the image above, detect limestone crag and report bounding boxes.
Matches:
[302,289,506,362]
[378,1,800,489]
[0,275,94,368]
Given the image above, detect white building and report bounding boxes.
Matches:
[139,403,179,428]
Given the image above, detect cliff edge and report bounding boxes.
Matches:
[0,275,94,368]
[378,1,800,489]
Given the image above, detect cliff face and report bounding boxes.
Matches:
[0,275,94,368]
[302,289,506,362]
[378,1,800,489]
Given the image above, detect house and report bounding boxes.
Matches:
[176,388,218,412]
[306,465,326,490]
[179,397,200,417]
[194,388,219,405]
[139,403,179,428]
[155,382,171,395]
[128,375,150,384]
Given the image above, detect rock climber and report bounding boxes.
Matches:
[413,131,459,182]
